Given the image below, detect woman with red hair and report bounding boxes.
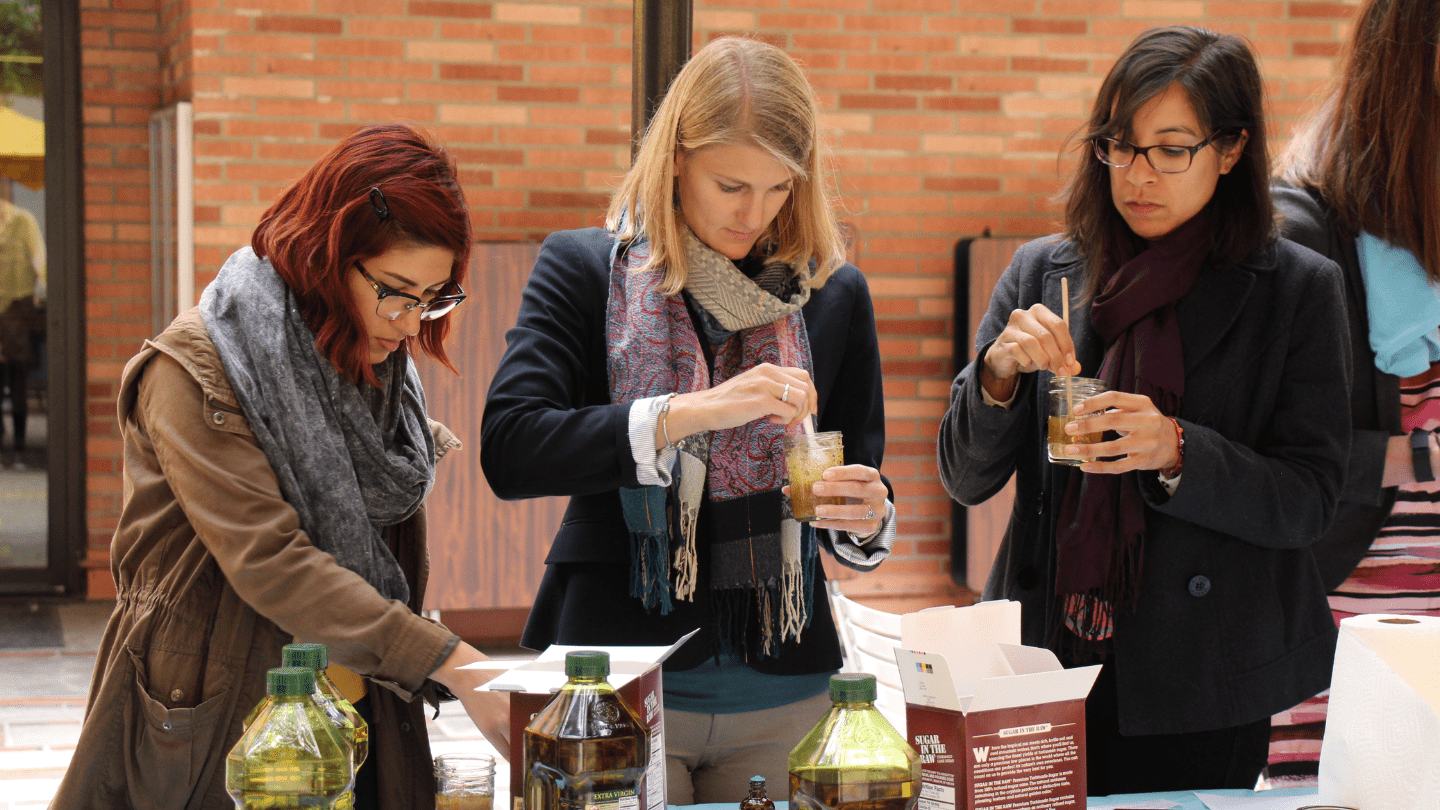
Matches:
[53,123,506,809]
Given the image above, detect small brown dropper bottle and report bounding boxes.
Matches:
[740,775,776,810]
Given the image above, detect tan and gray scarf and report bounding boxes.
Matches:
[607,228,818,659]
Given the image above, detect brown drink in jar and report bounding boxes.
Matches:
[1047,415,1103,465]
[783,431,845,521]
[435,754,494,810]
[1047,376,1108,465]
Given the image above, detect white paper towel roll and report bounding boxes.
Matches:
[1318,613,1440,810]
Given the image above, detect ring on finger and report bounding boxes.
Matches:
[781,383,791,404]
[862,505,876,521]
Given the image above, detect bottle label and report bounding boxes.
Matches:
[571,788,639,810]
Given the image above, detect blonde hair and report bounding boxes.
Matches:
[605,36,847,294]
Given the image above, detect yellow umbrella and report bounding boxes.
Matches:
[0,106,44,190]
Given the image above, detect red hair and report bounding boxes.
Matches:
[251,122,472,385]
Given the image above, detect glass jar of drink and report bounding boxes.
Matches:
[783,430,845,521]
[1047,376,1108,465]
[435,753,495,810]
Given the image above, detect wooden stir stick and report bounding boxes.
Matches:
[1061,276,1075,418]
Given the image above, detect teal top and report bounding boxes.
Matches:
[1357,231,1440,376]
[664,650,834,714]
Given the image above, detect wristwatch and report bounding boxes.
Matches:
[1412,428,1434,483]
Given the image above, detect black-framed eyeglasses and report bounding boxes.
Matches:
[356,261,466,321]
[1093,130,1226,174]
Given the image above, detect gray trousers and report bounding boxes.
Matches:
[663,691,832,805]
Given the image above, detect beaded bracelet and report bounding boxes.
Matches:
[1158,416,1184,478]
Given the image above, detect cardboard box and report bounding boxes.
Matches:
[471,631,696,810]
[895,602,1099,810]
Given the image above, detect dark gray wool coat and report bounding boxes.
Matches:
[939,234,1351,736]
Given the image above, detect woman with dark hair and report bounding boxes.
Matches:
[937,26,1350,795]
[1265,0,1440,786]
[52,123,506,810]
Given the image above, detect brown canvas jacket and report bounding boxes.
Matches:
[52,308,463,810]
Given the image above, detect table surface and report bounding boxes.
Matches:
[680,786,1323,810]
[1089,786,1320,809]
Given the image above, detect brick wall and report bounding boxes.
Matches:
[78,0,1359,599]
[80,0,167,597]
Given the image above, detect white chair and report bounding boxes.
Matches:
[827,581,907,734]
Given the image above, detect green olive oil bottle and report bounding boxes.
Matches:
[226,667,353,809]
[523,650,650,810]
[788,674,920,810]
[280,643,367,809]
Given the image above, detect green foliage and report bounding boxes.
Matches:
[0,2,43,98]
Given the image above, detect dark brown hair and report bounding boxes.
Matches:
[251,122,472,384]
[1279,0,1440,281]
[1061,26,1273,293]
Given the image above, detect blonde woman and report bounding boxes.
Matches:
[482,36,895,804]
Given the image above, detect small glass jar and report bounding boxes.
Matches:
[435,753,495,810]
[1047,376,1108,466]
[782,431,846,521]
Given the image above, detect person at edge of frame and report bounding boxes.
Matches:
[50,122,509,810]
[1265,0,1440,787]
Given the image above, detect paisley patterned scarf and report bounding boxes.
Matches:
[607,227,818,659]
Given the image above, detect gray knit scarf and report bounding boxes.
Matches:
[199,247,434,603]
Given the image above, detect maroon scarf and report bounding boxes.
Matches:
[1054,205,1217,638]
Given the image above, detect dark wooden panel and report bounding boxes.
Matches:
[963,238,1028,592]
[417,242,567,612]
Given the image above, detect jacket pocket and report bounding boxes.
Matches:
[203,395,252,437]
[124,651,230,809]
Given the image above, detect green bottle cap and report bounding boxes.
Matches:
[282,642,329,671]
[830,673,876,703]
[268,667,317,696]
[565,650,610,678]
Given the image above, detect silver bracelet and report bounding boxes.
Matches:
[659,393,679,449]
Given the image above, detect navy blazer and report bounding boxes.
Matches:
[481,227,888,673]
[938,235,1350,735]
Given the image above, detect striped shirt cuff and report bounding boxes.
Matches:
[828,499,897,570]
[629,395,677,486]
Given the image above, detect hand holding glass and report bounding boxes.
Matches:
[1048,377,1108,465]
